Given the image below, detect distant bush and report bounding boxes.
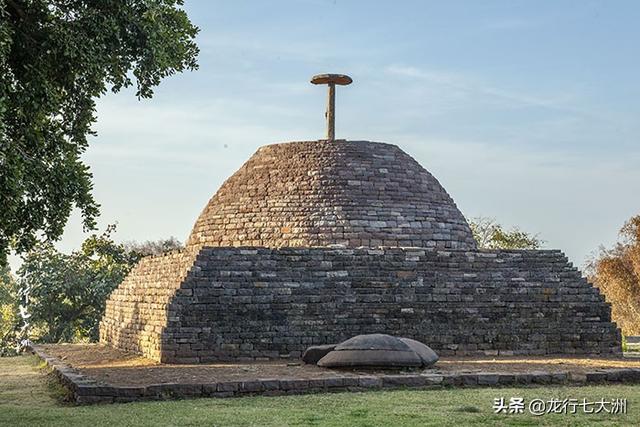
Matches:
[124,237,183,257]
[468,216,543,250]
[588,215,640,336]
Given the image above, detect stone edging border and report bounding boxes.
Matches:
[29,345,640,404]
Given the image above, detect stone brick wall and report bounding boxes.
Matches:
[99,249,198,361]
[186,141,476,251]
[147,247,620,362]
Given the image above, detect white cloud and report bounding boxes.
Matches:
[481,17,543,31]
[384,64,581,112]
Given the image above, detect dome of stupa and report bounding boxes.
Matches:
[186,140,476,250]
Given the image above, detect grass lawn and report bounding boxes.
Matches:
[1,356,639,426]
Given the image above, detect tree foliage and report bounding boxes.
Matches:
[4,227,183,346]
[0,0,199,265]
[468,216,543,250]
[0,265,19,355]
[588,215,640,336]
[124,236,182,257]
[15,225,140,343]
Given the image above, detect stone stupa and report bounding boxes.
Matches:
[100,74,621,363]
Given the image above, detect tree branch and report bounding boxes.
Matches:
[6,0,26,20]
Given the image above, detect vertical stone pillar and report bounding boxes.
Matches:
[311,73,352,142]
[327,83,335,141]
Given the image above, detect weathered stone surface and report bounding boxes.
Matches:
[460,374,479,386]
[476,373,500,385]
[318,334,422,368]
[400,338,439,367]
[318,349,422,368]
[585,372,608,383]
[335,334,410,351]
[358,376,383,388]
[302,344,336,364]
[423,374,444,385]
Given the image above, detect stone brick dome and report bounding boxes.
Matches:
[186,140,476,250]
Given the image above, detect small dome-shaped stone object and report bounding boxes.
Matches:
[302,344,336,364]
[317,334,438,368]
[399,337,439,367]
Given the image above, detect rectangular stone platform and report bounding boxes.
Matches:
[32,344,640,404]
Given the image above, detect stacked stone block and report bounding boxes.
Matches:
[160,247,620,362]
[99,250,198,360]
[101,246,621,362]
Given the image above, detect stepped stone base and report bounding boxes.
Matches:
[100,247,622,362]
[31,344,639,405]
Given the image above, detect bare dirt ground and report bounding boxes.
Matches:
[39,344,640,387]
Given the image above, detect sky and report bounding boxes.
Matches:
[16,0,640,270]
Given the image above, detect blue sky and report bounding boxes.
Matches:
[28,0,640,269]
